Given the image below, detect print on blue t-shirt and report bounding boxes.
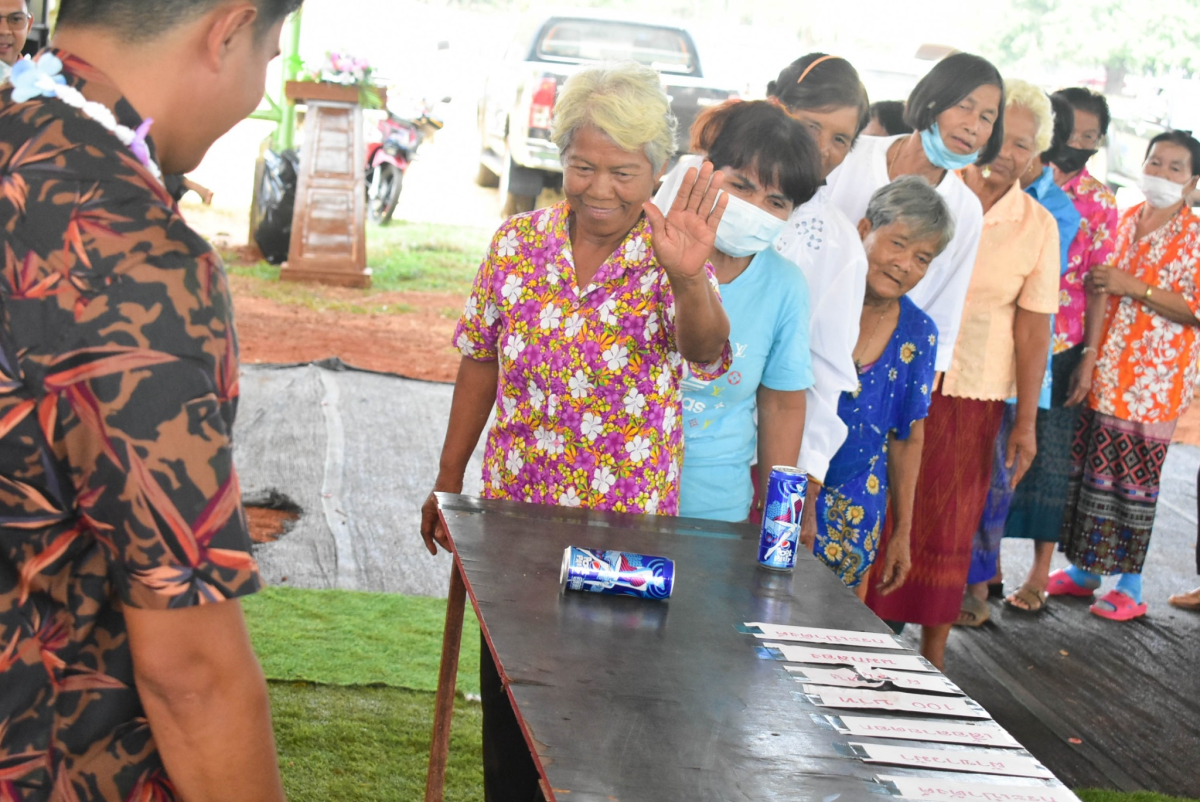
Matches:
[680,248,815,522]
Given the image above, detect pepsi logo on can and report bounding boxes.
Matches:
[560,547,675,600]
[758,465,808,571]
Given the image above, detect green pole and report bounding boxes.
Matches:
[278,8,304,150]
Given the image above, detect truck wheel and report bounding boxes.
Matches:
[499,155,543,217]
[475,161,500,188]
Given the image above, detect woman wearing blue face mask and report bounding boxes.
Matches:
[827,52,1005,377]
[654,100,822,521]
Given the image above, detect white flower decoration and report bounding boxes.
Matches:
[623,236,648,263]
[558,487,582,507]
[580,412,604,441]
[592,466,617,494]
[497,231,521,258]
[568,370,592,399]
[538,304,562,331]
[563,312,585,338]
[501,274,523,303]
[602,345,629,371]
[505,448,524,476]
[623,389,647,417]
[502,333,526,361]
[625,435,651,463]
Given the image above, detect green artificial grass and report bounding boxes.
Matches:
[269,682,482,802]
[1077,792,1200,802]
[244,586,481,695]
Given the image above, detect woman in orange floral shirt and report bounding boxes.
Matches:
[1052,130,1200,621]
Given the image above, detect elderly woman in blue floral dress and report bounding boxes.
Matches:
[810,176,954,598]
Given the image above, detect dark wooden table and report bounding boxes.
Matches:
[422,494,1051,802]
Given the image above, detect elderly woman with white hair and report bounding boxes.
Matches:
[865,78,1060,668]
[418,62,732,801]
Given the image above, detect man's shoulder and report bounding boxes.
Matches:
[0,92,155,188]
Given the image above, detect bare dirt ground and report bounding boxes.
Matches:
[230,276,463,383]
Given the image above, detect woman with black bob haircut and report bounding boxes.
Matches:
[727,54,876,538]
[654,100,821,522]
[828,52,1004,380]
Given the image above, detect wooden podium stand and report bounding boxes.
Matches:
[280,81,372,288]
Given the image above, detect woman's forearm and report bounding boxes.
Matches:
[756,387,807,502]
[1013,308,1052,427]
[1082,288,1107,351]
[1140,285,1200,326]
[887,423,924,532]
[437,356,500,488]
[670,272,730,364]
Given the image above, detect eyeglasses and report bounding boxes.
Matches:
[0,12,30,29]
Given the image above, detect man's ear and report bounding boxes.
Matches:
[201,3,259,71]
[856,217,872,240]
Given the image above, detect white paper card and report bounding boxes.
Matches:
[747,622,903,649]
[854,743,1053,779]
[790,666,961,694]
[881,775,1081,802]
[837,715,1021,748]
[767,642,933,672]
[805,687,990,718]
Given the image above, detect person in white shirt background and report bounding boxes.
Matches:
[762,53,875,544]
[0,0,32,83]
[826,51,1005,379]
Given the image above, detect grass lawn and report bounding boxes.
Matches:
[269,682,482,802]
[246,587,1199,802]
[226,221,492,309]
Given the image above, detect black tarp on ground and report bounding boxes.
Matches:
[234,360,1200,796]
[234,360,485,596]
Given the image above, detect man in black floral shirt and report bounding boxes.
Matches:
[0,1,301,799]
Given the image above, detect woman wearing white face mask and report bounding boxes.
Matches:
[654,100,821,521]
[1051,130,1200,622]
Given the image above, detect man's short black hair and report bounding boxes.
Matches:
[1145,130,1200,177]
[692,100,822,208]
[904,52,1006,165]
[56,0,304,41]
[869,100,912,136]
[1053,87,1111,139]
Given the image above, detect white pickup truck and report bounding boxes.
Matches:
[477,14,740,215]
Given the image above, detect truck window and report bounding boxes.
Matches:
[536,19,697,76]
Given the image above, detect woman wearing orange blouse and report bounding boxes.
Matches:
[1052,130,1200,621]
[865,80,1059,669]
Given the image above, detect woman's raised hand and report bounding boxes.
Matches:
[644,162,728,281]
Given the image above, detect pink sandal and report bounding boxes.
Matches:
[1046,568,1099,598]
[1090,590,1148,621]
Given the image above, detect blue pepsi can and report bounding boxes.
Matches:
[758,466,808,571]
[560,547,675,600]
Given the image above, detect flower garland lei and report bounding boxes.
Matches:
[10,54,162,181]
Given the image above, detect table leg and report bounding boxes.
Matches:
[424,560,467,802]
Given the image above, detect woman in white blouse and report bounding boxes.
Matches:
[826,52,1006,376]
[761,53,874,546]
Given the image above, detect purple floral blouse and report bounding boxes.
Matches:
[1054,168,1118,352]
[455,200,732,515]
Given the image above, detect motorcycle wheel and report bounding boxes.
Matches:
[367,163,403,225]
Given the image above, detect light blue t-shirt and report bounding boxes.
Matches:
[680,247,815,521]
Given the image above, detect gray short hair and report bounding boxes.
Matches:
[551,62,678,174]
[864,175,956,256]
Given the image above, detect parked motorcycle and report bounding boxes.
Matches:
[364,100,447,225]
